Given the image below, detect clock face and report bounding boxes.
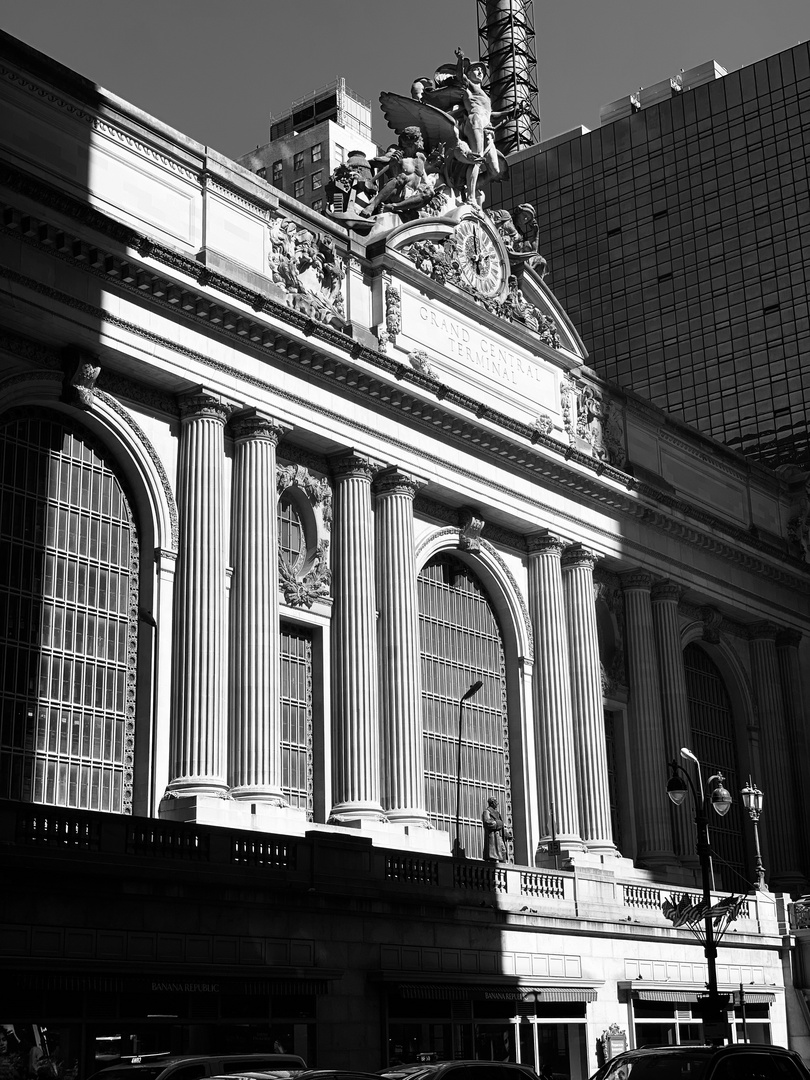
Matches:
[454,219,505,298]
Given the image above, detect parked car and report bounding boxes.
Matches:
[285,1072,382,1080]
[588,1044,810,1080]
[379,1068,436,1080]
[88,1054,307,1080]
[380,1063,538,1080]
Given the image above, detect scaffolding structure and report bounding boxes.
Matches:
[477,0,541,153]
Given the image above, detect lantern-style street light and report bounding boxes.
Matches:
[741,778,766,891]
[453,678,484,858]
[667,746,734,1045]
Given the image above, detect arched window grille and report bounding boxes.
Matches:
[683,642,745,889]
[279,620,313,817]
[418,553,511,858]
[0,411,137,813]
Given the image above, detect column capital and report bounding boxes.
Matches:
[329,451,378,481]
[776,628,803,650]
[561,543,599,572]
[178,389,232,424]
[650,580,683,605]
[748,620,780,642]
[620,568,653,591]
[230,410,289,444]
[374,466,426,499]
[526,530,565,557]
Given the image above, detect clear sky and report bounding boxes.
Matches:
[1,0,808,160]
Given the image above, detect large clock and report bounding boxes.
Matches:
[453,218,505,298]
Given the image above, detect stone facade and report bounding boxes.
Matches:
[1,29,810,1079]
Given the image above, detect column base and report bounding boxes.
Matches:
[322,816,451,855]
[328,801,388,825]
[163,779,228,798]
[159,793,308,833]
[229,785,288,806]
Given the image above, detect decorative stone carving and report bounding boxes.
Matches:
[488,204,548,279]
[779,466,810,561]
[560,378,577,443]
[531,413,553,439]
[267,215,346,329]
[279,540,331,608]
[276,461,333,608]
[700,605,723,644]
[385,283,402,338]
[577,385,626,467]
[407,349,433,377]
[62,346,101,409]
[459,506,485,552]
[401,234,559,346]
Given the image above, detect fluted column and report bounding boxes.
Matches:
[168,391,229,794]
[561,544,615,853]
[750,623,803,888]
[776,630,810,880]
[329,453,385,822]
[650,580,694,865]
[228,413,286,803]
[375,467,428,826]
[527,533,583,849]
[621,570,675,869]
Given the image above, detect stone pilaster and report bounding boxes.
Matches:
[561,544,615,853]
[329,453,386,822]
[750,623,803,889]
[527,533,583,849]
[228,413,287,803]
[375,467,428,826]
[168,391,229,794]
[620,569,676,869]
[650,581,694,866]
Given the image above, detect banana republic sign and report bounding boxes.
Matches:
[399,287,560,422]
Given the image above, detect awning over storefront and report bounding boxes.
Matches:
[396,983,597,1002]
[627,987,775,1004]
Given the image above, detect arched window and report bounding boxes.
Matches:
[683,642,745,888]
[278,490,306,574]
[418,553,511,858]
[0,410,138,812]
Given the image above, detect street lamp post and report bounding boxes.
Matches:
[453,679,484,858]
[741,778,766,891]
[666,746,733,1045]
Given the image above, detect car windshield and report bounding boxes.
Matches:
[605,1054,710,1080]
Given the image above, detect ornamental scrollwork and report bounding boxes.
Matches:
[267,216,346,329]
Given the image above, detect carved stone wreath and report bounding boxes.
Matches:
[276,462,333,608]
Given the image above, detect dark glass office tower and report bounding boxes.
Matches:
[490,41,810,467]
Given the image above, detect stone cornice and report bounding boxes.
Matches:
[1,175,808,594]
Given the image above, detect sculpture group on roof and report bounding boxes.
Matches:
[325,47,534,230]
[319,46,557,342]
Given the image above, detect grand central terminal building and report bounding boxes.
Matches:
[2,28,810,1080]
